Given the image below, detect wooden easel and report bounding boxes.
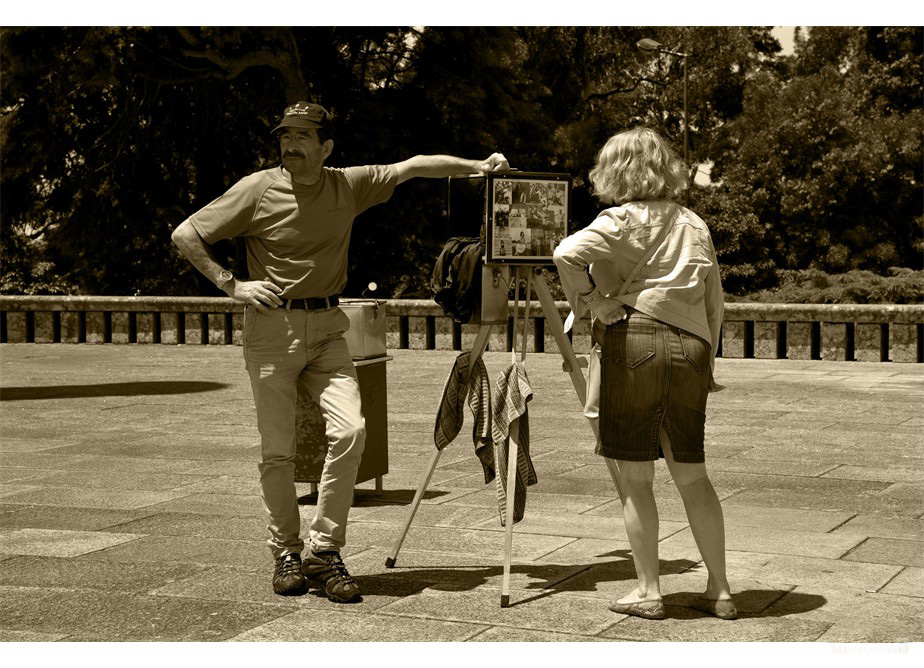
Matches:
[384,265,623,608]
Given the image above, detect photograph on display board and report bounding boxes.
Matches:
[486,173,570,264]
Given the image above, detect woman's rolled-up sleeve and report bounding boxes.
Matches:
[552,217,624,328]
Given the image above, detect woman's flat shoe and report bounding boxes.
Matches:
[608,598,665,620]
[691,596,738,620]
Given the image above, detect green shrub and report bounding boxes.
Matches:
[731,267,924,304]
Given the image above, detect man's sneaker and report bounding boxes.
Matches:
[273,553,308,596]
[302,550,361,603]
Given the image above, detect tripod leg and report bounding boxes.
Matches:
[469,324,492,372]
[532,273,587,403]
[500,417,520,608]
[386,323,494,568]
[532,272,622,500]
[385,447,442,568]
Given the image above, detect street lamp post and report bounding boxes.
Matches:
[637,38,690,206]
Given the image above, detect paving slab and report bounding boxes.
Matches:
[0,528,143,557]
[709,471,892,496]
[842,537,924,567]
[439,487,615,515]
[346,523,575,560]
[352,467,475,490]
[877,482,924,500]
[527,448,614,466]
[0,483,38,499]
[45,441,261,461]
[0,505,154,531]
[722,488,923,517]
[832,514,924,540]
[158,475,262,496]
[375,585,618,636]
[660,525,864,560]
[600,606,833,642]
[77,534,271,570]
[879,567,924,598]
[0,555,203,593]
[0,629,70,641]
[0,486,193,511]
[227,607,488,642]
[441,472,630,498]
[0,439,83,453]
[24,469,216,491]
[101,511,269,541]
[599,502,853,533]
[0,468,55,483]
[0,585,292,641]
[722,551,902,592]
[466,627,611,641]
[701,457,837,477]
[347,503,497,529]
[438,457,585,478]
[469,510,688,542]
[0,451,156,472]
[184,460,260,477]
[553,462,684,484]
[141,492,266,516]
[764,587,924,643]
[822,464,924,484]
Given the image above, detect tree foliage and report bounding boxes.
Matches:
[1,26,920,300]
[698,26,923,294]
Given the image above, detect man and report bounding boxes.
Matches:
[171,101,508,602]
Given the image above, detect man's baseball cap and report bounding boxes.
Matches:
[272,101,332,133]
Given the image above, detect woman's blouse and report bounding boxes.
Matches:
[553,199,724,383]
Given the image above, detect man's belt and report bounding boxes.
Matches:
[284,296,339,310]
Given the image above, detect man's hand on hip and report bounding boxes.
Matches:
[228,279,284,313]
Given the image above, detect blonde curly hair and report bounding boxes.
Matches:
[589,127,688,205]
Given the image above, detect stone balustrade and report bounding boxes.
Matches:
[1,296,921,362]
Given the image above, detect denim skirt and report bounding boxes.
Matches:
[599,309,711,463]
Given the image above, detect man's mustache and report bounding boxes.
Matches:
[284,151,305,158]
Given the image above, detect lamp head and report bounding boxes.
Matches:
[636,38,663,51]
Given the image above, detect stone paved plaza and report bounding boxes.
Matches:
[0,344,922,644]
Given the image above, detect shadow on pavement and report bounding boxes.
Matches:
[363,553,699,598]
[0,381,230,401]
[655,589,827,619]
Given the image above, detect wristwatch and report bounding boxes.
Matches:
[215,269,235,291]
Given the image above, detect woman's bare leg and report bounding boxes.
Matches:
[660,428,731,600]
[613,459,661,602]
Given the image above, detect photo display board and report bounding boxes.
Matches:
[486,172,570,265]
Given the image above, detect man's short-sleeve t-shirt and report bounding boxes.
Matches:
[189,165,398,298]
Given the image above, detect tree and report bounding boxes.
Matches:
[6,26,916,301]
[1,27,315,294]
[699,26,923,294]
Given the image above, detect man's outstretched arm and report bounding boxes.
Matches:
[391,153,510,185]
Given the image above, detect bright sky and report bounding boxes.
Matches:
[771,26,797,55]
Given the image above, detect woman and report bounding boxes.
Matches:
[553,127,735,621]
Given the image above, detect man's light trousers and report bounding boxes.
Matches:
[243,305,365,559]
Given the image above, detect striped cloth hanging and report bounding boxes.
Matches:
[492,361,538,526]
[433,350,496,483]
